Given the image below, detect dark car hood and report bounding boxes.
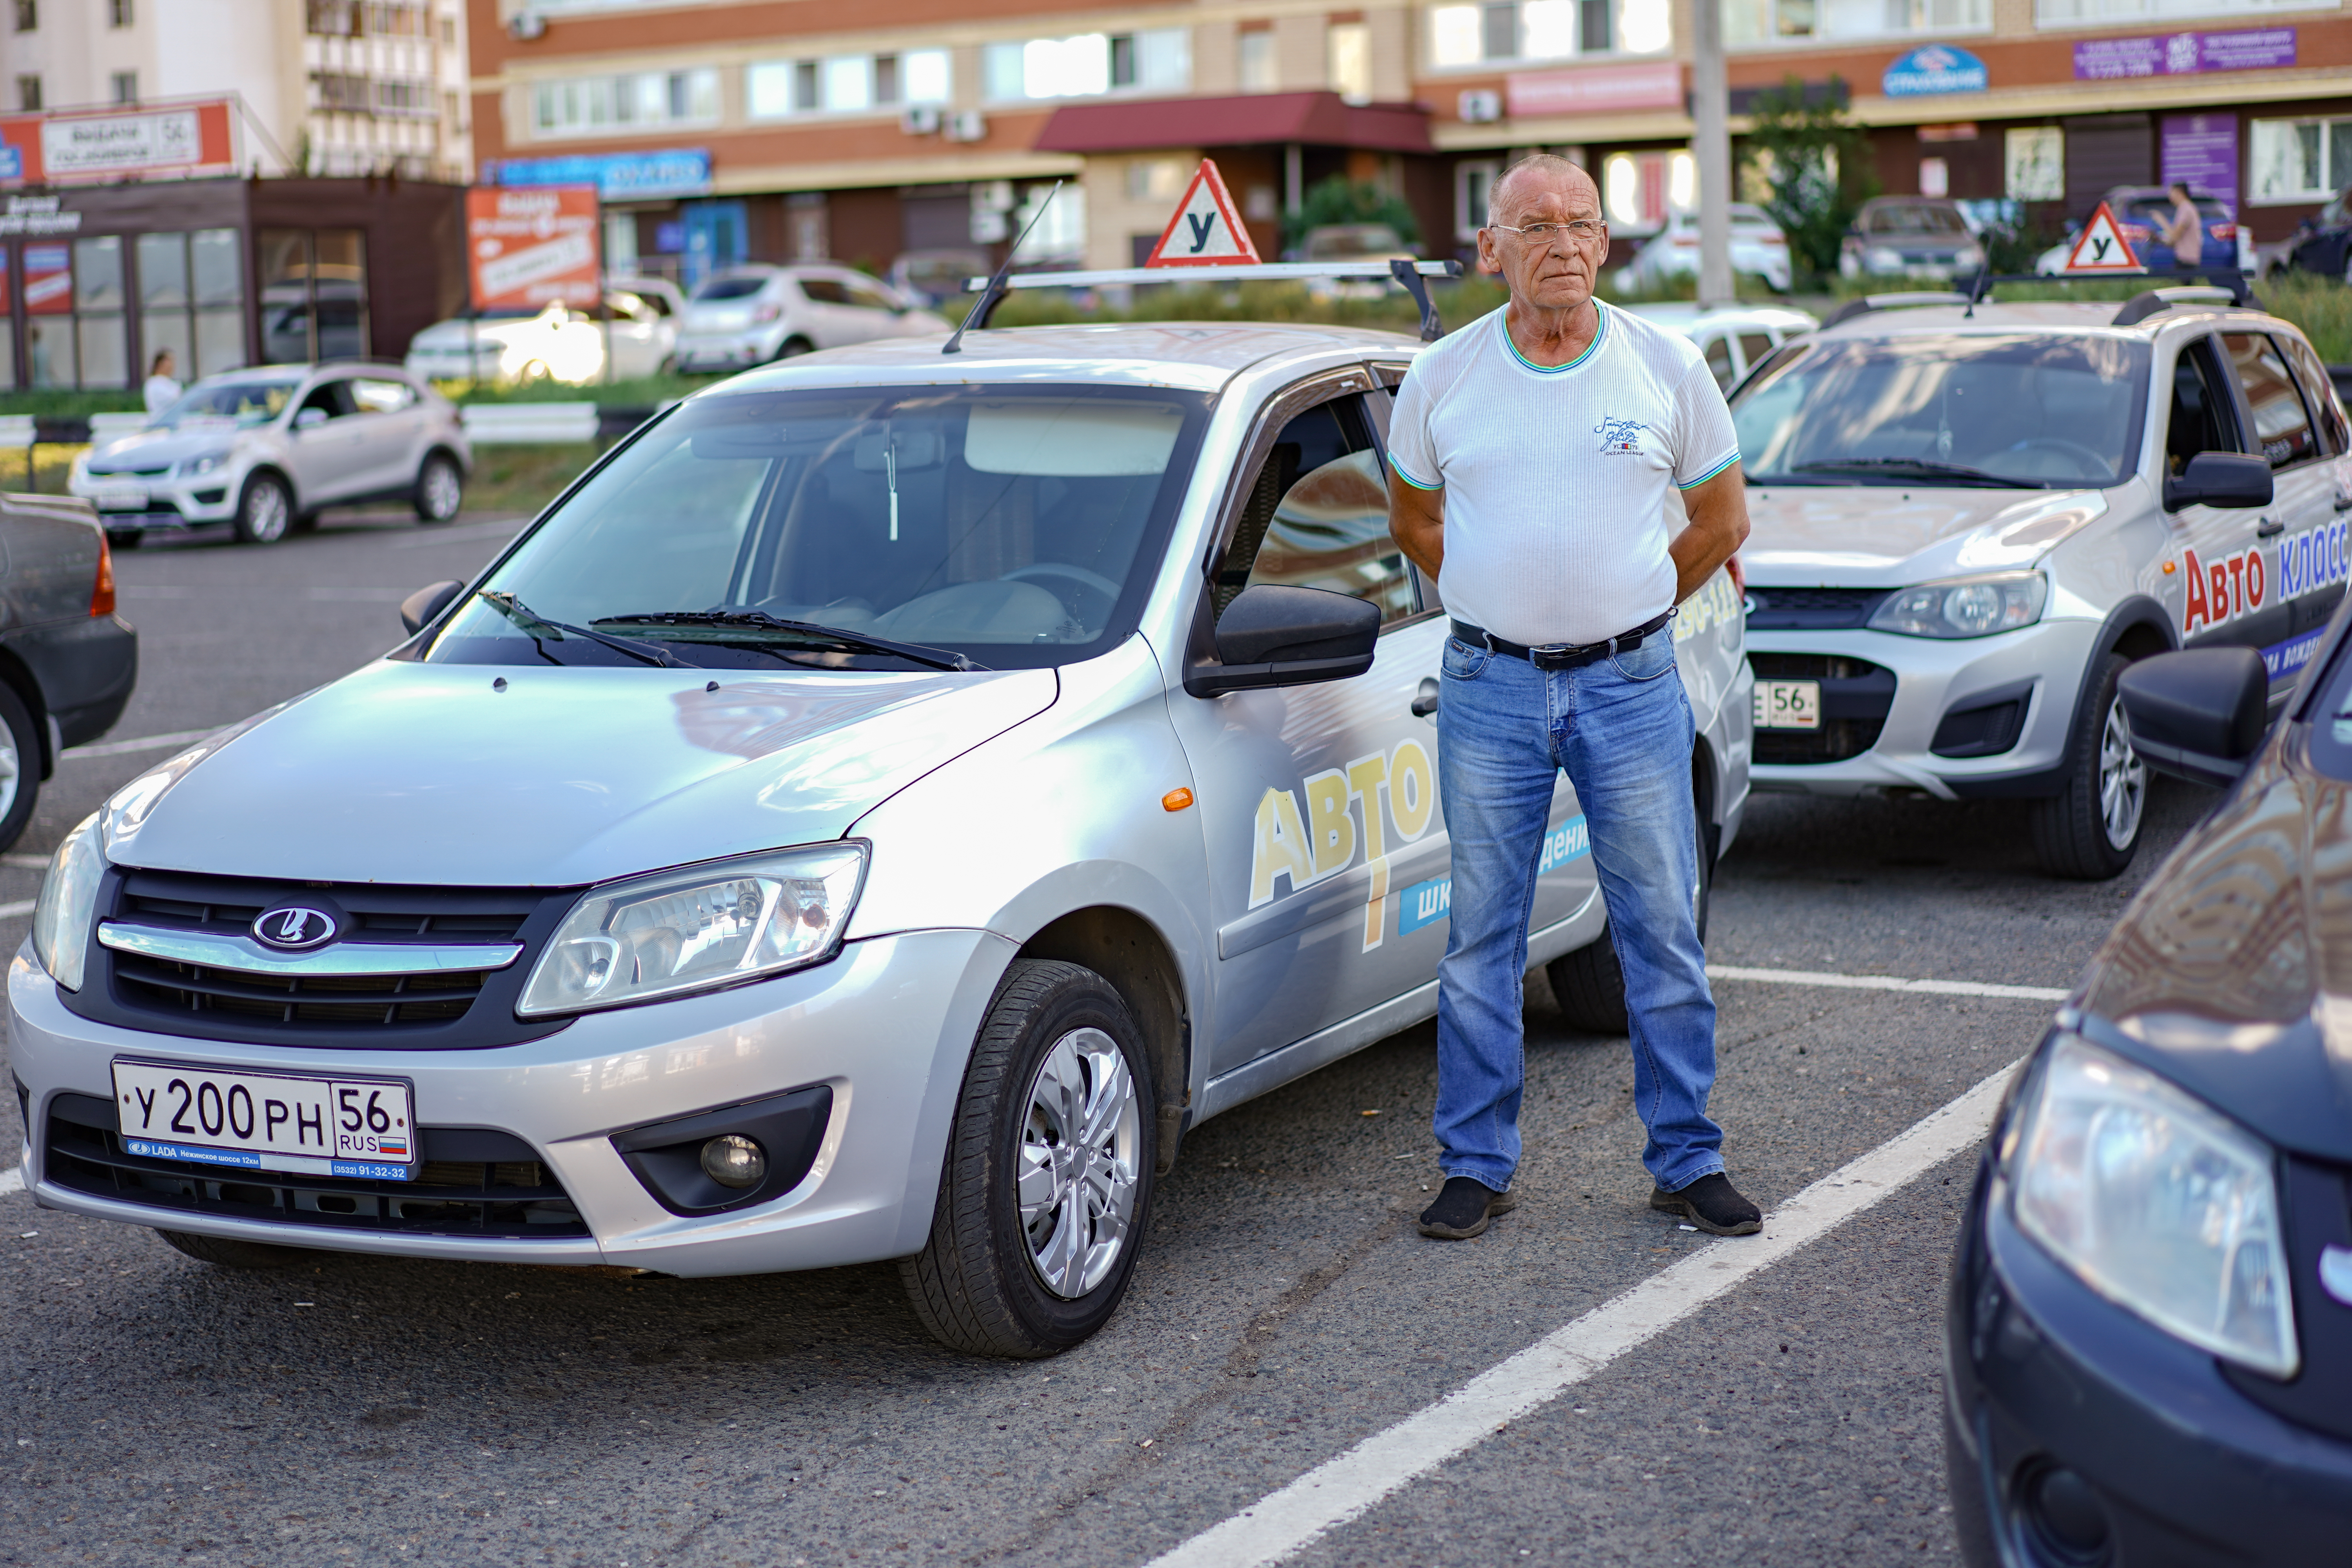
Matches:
[2080,740,2352,1160]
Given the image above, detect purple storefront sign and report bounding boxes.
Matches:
[2162,113,2239,213]
[2074,27,2296,80]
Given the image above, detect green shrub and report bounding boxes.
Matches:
[1281,176,1423,254]
[2257,272,2352,363]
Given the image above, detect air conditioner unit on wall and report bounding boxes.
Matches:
[944,111,987,144]
[1458,89,1501,124]
[901,105,941,136]
[507,10,545,40]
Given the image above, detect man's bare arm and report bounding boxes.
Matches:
[1389,472,1446,583]
[1671,464,1751,604]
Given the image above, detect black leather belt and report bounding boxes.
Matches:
[1451,610,1674,671]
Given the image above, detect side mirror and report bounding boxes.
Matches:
[2164,450,2272,512]
[2117,646,2268,787]
[294,407,328,431]
[1186,585,1379,698]
[399,579,466,637]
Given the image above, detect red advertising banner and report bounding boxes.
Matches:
[0,99,237,185]
[466,185,601,310]
[1505,62,1682,120]
[23,243,70,314]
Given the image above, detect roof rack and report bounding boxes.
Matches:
[953,258,1467,344]
[1818,290,1972,329]
[1957,265,2253,314]
[2109,283,2248,327]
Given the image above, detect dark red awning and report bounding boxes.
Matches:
[1034,91,1432,155]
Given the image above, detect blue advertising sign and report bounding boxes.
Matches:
[487,149,712,202]
[1883,44,1988,97]
[0,145,20,181]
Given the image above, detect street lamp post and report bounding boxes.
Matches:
[1691,0,1735,308]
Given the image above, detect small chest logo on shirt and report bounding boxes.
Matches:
[1594,416,1649,456]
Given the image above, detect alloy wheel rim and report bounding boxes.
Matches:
[2098,694,2146,851]
[0,736,24,823]
[1017,1026,1141,1300]
[247,482,288,542]
[423,461,461,519]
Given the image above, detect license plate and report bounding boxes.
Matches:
[1754,679,1822,730]
[110,1059,417,1180]
[91,485,148,512]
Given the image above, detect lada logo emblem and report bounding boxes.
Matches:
[252,904,339,951]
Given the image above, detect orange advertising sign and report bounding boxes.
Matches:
[0,99,238,185]
[466,185,601,310]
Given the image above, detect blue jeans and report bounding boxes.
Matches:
[1432,630,1724,1194]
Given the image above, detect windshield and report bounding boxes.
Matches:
[693,276,770,303]
[1731,334,2150,488]
[152,379,299,429]
[426,384,1211,671]
[1865,204,1967,235]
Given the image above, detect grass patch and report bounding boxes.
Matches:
[0,389,145,417]
[1599,271,1793,305]
[457,443,602,516]
[439,373,721,408]
[2256,272,2352,363]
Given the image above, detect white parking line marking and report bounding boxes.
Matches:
[390,519,524,548]
[1707,964,2068,1003]
[301,587,413,602]
[59,727,215,761]
[0,1167,23,1199]
[0,899,34,918]
[1143,1060,2021,1568]
[1,853,45,869]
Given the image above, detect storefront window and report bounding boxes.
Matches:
[138,228,246,381]
[2251,116,2352,205]
[73,235,127,388]
[24,241,72,387]
[259,228,367,364]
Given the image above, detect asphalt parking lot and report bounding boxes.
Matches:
[0,508,2221,1567]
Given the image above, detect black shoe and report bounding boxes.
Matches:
[1417,1176,1518,1240]
[1650,1172,1762,1236]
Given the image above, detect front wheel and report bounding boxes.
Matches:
[772,336,814,361]
[900,960,1155,1357]
[412,451,463,523]
[232,472,292,545]
[0,681,42,852]
[104,528,142,550]
[2031,651,2147,880]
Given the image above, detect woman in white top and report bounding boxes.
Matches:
[142,350,181,417]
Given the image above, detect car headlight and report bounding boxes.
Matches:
[1867,246,1905,271]
[2012,1034,2296,1377]
[181,452,226,477]
[1955,245,1983,268]
[517,842,868,1017]
[32,811,106,992]
[1868,571,2045,638]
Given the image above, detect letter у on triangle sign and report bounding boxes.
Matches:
[2063,201,2144,274]
[1145,158,1262,267]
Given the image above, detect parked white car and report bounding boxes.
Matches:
[69,363,472,546]
[404,279,686,386]
[1621,206,1793,294]
[1622,302,1817,392]
[673,265,947,372]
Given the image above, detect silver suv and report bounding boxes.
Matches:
[1732,284,2351,877]
[12,322,1749,1357]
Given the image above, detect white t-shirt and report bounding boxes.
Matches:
[143,374,181,417]
[1386,301,1740,648]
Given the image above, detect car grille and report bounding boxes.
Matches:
[88,465,172,479]
[42,1093,589,1239]
[62,867,578,1051]
[1750,652,1895,765]
[1745,587,1893,631]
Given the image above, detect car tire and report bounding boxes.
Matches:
[0,681,43,853]
[412,451,463,523]
[899,959,1156,1359]
[154,1229,307,1269]
[232,472,292,546]
[1546,804,1716,1037]
[2031,651,2147,881]
[773,336,814,361]
[103,528,142,550]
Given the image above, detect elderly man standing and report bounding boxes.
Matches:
[1386,154,1760,1241]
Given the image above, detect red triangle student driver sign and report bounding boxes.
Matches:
[2063,201,2144,274]
[1145,158,1262,267]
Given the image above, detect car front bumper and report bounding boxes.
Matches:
[1947,1159,2352,1566]
[8,927,1014,1276]
[69,471,240,529]
[1745,617,2099,799]
[673,333,773,371]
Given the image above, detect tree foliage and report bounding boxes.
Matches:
[1740,76,1876,287]
[1281,176,1421,252]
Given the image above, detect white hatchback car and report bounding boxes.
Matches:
[1622,303,1817,392]
[69,363,472,546]
[404,279,686,386]
[673,265,947,372]
[1621,205,1794,294]
[12,315,1751,1358]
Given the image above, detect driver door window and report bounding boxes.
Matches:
[1214,396,1417,625]
[2226,332,2341,654]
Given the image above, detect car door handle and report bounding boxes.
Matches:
[1411,677,1440,718]
[2335,493,2352,512]
[2256,516,2286,537]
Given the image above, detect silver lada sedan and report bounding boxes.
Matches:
[10,321,1750,1357]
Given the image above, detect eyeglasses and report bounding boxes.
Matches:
[1490,220,1607,245]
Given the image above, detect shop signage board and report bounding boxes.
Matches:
[1506,60,1681,119]
[1883,45,1988,97]
[466,185,602,310]
[23,243,71,312]
[0,99,236,184]
[2073,27,2295,79]
[2064,203,2144,274]
[1144,160,1260,267]
[2162,113,2240,214]
[487,149,713,202]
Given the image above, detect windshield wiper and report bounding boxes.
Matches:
[1789,458,2039,488]
[477,591,693,668]
[592,610,989,673]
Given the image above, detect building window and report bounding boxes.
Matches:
[1455,159,1501,242]
[1329,22,1372,103]
[108,0,131,24]
[981,30,1187,102]
[258,229,367,364]
[1428,0,1666,66]
[138,229,246,385]
[11,0,31,31]
[1011,182,1086,264]
[2251,117,2352,206]
[1724,0,1987,45]
[748,49,947,118]
[2036,0,2296,22]
[110,72,138,104]
[14,75,37,111]
[1237,29,1277,92]
[532,69,719,135]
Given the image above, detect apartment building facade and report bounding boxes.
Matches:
[475,0,2347,287]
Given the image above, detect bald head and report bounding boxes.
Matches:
[1488,154,1601,228]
